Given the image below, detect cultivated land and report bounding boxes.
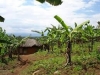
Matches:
[0,42,100,75]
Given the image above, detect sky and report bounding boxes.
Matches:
[0,0,100,36]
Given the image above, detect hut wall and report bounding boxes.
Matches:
[14,46,39,55]
[13,46,40,55]
[19,46,39,55]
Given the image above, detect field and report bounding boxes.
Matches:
[0,41,100,75]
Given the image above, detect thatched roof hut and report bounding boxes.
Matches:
[18,39,41,55]
[20,39,41,47]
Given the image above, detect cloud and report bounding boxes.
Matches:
[85,0,100,8]
[0,0,100,35]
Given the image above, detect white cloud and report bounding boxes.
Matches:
[85,0,100,8]
[0,0,100,35]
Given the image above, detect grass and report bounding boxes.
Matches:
[20,51,66,75]
[20,41,100,75]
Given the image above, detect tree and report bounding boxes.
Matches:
[54,15,90,65]
[31,30,50,51]
[45,25,68,52]
[36,0,62,6]
[0,27,12,62]
[31,30,46,44]
[44,25,59,52]
[82,25,95,51]
[11,35,29,60]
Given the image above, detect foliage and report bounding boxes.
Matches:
[54,15,90,65]
[0,26,29,63]
[0,16,4,22]
[36,0,62,6]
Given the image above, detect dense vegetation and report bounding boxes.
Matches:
[0,21,29,64]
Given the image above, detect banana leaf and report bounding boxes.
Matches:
[36,0,62,6]
[69,20,90,39]
[0,16,5,22]
[36,0,45,3]
[54,15,69,34]
[0,39,12,44]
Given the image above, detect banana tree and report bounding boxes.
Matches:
[95,21,100,41]
[44,25,68,52]
[82,25,96,51]
[0,28,12,62]
[44,25,59,52]
[54,15,90,65]
[36,0,62,6]
[31,30,45,43]
[10,35,29,60]
[31,30,49,51]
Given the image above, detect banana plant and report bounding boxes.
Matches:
[9,35,29,60]
[44,25,58,52]
[31,30,47,44]
[31,30,48,51]
[82,25,95,51]
[54,15,90,65]
[0,27,12,62]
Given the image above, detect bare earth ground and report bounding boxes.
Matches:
[6,53,51,75]
[8,54,39,75]
[0,54,38,75]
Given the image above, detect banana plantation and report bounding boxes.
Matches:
[0,15,100,75]
[28,15,100,75]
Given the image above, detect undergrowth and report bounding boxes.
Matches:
[19,42,100,75]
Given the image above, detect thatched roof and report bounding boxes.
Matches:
[20,39,41,47]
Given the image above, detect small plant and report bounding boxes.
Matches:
[10,69,14,73]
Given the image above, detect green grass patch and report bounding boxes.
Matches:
[21,55,65,75]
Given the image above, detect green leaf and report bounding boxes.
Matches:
[36,0,45,3]
[70,20,90,36]
[54,15,69,34]
[46,0,62,6]
[36,0,62,6]
[0,16,5,22]
[68,20,90,40]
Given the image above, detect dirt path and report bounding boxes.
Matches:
[9,54,38,75]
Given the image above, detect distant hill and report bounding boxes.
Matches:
[7,33,41,37]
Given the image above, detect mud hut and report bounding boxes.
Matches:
[19,39,41,55]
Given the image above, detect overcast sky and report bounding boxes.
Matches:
[0,0,100,36]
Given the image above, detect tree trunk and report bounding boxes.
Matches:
[8,47,13,59]
[17,48,20,61]
[58,41,61,48]
[91,37,94,51]
[1,55,5,63]
[9,51,12,59]
[67,41,72,65]
[0,47,1,55]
